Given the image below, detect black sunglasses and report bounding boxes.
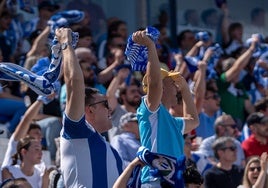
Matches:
[88,100,109,109]
[205,94,220,100]
[249,166,261,172]
[221,145,237,151]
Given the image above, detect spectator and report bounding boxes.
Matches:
[241,97,268,141]
[242,112,268,159]
[73,26,95,52]
[176,29,196,56]
[132,29,199,186]
[106,67,141,140]
[243,7,266,41]
[216,36,258,125]
[23,1,60,39]
[201,8,219,30]
[183,9,200,27]
[198,114,245,167]
[56,27,123,187]
[110,112,140,166]
[1,136,49,188]
[97,19,128,60]
[223,22,244,56]
[1,99,43,168]
[238,152,268,188]
[204,136,244,188]
[195,80,222,139]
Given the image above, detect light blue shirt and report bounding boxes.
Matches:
[137,97,185,184]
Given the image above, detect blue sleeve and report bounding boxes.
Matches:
[62,113,94,139]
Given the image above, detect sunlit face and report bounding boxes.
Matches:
[247,161,261,186]
[124,85,141,107]
[87,94,112,133]
[23,140,42,165]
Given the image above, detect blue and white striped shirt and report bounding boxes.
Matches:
[60,114,123,188]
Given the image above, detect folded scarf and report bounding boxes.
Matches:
[135,146,185,188]
[0,32,79,96]
[125,26,160,72]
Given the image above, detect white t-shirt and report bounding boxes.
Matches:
[7,164,43,188]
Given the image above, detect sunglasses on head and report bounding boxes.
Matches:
[221,145,237,151]
[249,166,261,172]
[88,100,109,109]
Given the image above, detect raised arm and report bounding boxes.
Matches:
[13,99,43,141]
[26,26,50,57]
[132,30,162,111]
[225,37,258,82]
[113,157,143,188]
[194,48,213,113]
[175,75,199,134]
[56,28,84,120]
[106,67,130,112]
[98,48,125,84]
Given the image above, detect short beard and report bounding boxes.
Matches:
[126,98,141,108]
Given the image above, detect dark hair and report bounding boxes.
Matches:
[27,123,41,133]
[107,20,126,38]
[255,97,268,112]
[74,26,92,38]
[85,87,99,106]
[118,79,141,104]
[251,7,265,21]
[177,29,194,47]
[201,8,217,24]
[228,22,243,38]
[12,136,35,165]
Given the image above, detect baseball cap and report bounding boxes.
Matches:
[119,112,137,128]
[246,112,268,126]
[38,1,60,11]
[142,68,180,93]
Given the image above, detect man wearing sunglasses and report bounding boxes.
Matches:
[204,136,244,188]
[198,114,245,168]
[56,28,123,187]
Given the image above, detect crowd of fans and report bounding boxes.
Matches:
[0,0,268,187]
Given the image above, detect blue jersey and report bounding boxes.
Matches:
[60,114,123,188]
[137,97,185,183]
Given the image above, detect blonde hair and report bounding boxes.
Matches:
[242,156,260,188]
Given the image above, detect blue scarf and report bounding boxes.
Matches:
[0,32,79,96]
[128,146,185,188]
[125,26,160,72]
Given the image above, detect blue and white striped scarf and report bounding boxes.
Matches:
[125,26,160,72]
[0,32,79,96]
